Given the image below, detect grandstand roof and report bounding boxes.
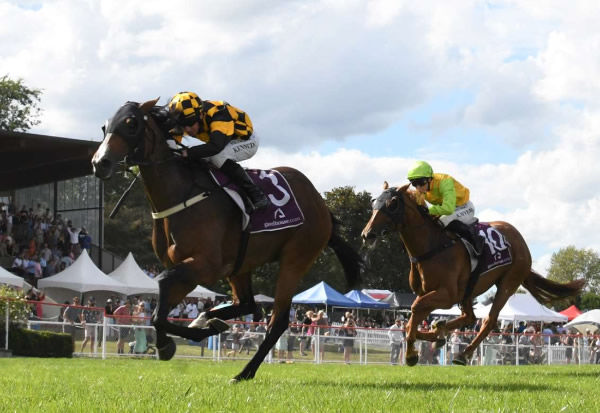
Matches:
[0,129,100,191]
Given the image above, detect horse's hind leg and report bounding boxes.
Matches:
[232,250,315,382]
[454,277,520,365]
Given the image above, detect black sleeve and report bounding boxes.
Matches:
[186,133,230,159]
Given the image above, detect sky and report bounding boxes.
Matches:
[2,0,600,275]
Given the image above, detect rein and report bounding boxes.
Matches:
[408,239,457,263]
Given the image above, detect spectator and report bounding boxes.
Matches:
[10,250,27,276]
[66,221,82,256]
[132,302,148,354]
[311,310,328,361]
[186,299,199,320]
[113,300,132,354]
[388,318,405,365]
[80,297,99,354]
[63,297,81,346]
[340,313,357,364]
[299,310,313,356]
[78,227,92,254]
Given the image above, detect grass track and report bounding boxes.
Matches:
[1,358,598,412]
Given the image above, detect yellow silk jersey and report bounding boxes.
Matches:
[415,173,470,216]
[175,100,253,144]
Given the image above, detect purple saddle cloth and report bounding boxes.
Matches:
[475,222,513,274]
[210,168,304,234]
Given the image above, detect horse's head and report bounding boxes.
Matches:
[92,98,171,179]
[361,182,428,246]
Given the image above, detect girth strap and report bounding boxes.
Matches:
[151,192,210,219]
[409,239,457,263]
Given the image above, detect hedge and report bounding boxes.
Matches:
[0,324,73,357]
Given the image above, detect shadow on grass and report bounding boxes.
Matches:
[296,378,559,393]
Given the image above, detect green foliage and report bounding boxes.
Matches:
[103,169,159,268]
[579,292,600,311]
[0,286,30,325]
[547,246,600,294]
[0,327,73,357]
[0,74,42,131]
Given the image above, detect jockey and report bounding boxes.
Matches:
[407,160,484,255]
[167,91,269,211]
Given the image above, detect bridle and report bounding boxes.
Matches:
[102,102,177,168]
[372,188,405,227]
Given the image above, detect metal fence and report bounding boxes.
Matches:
[2,300,597,366]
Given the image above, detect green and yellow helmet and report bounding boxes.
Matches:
[407,161,433,181]
[168,92,203,126]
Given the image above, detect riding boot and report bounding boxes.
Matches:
[220,159,269,211]
[446,220,485,256]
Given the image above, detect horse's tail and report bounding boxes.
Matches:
[522,270,585,305]
[328,213,363,290]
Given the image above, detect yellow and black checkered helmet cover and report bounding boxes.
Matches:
[168,92,203,126]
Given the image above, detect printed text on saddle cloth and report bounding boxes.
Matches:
[211,168,305,233]
[476,223,513,273]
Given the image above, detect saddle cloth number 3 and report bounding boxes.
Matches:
[259,170,290,207]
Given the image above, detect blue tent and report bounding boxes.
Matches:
[292,281,359,308]
[344,290,390,309]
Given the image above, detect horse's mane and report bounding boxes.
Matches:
[397,184,439,224]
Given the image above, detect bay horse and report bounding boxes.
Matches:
[91,99,362,381]
[361,183,584,366]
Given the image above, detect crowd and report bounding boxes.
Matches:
[1,202,92,287]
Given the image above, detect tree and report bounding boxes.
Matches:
[0,75,42,131]
[547,246,600,294]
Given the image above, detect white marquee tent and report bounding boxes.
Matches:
[108,252,159,296]
[186,285,222,300]
[38,250,129,304]
[0,266,28,289]
[432,293,567,323]
[564,309,600,334]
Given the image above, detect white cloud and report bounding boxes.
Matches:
[3,0,600,264]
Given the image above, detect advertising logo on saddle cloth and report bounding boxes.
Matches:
[476,222,513,274]
[210,169,305,233]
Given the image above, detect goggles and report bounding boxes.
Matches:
[410,178,429,187]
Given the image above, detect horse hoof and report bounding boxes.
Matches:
[207,318,230,333]
[229,378,240,385]
[157,337,176,361]
[189,313,207,329]
[405,355,419,367]
[433,338,446,350]
[452,355,467,366]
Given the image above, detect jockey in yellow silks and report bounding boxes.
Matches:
[407,160,484,255]
[168,91,269,211]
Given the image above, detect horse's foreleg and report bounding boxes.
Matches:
[152,265,228,360]
[405,289,453,366]
[189,272,258,328]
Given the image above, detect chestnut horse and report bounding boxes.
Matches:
[92,99,362,381]
[361,183,584,366]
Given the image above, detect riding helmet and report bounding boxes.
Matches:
[168,92,203,126]
[407,160,434,180]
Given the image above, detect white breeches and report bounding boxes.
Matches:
[439,200,477,226]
